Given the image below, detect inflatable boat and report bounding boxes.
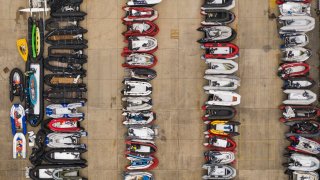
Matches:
[122,97,153,112]
[44,87,87,103]
[203,134,237,151]
[122,80,152,96]
[286,170,319,180]
[278,62,310,79]
[276,0,311,5]
[44,74,86,88]
[201,0,235,10]
[197,26,237,43]
[44,57,87,74]
[46,102,85,118]
[123,111,156,125]
[48,44,88,59]
[46,17,84,31]
[204,120,240,136]
[279,2,311,16]
[13,133,26,159]
[281,47,311,62]
[16,38,28,62]
[28,164,87,180]
[126,154,159,170]
[201,9,235,26]
[50,2,87,18]
[281,33,309,47]
[279,15,315,33]
[123,7,158,22]
[45,27,87,45]
[40,132,87,149]
[28,17,44,61]
[123,21,159,38]
[204,151,235,164]
[43,148,87,165]
[127,126,158,140]
[122,53,157,69]
[124,172,154,180]
[202,164,237,180]
[283,90,317,105]
[205,59,238,75]
[125,139,157,156]
[123,36,158,54]
[9,68,24,102]
[287,136,320,155]
[283,77,315,89]
[202,105,236,120]
[206,90,241,106]
[127,68,157,81]
[280,105,320,122]
[285,121,320,138]
[42,118,84,133]
[25,60,44,127]
[204,75,240,90]
[10,104,27,135]
[284,153,320,171]
[127,0,162,6]
[201,43,239,59]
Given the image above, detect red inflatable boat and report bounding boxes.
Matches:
[276,0,311,5]
[122,7,159,22]
[125,140,158,156]
[44,118,84,132]
[123,21,159,38]
[278,62,310,79]
[203,134,237,151]
[201,43,239,59]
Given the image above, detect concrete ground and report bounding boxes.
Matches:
[0,0,319,179]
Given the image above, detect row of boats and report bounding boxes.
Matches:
[199,0,240,179]
[276,0,320,180]
[121,0,162,180]
[10,0,89,179]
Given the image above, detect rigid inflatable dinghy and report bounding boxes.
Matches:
[127,126,158,140]
[279,2,311,16]
[287,136,320,155]
[201,9,235,26]
[44,87,87,103]
[125,139,157,156]
[13,133,26,159]
[202,105,236,120]
[203,134,237,151]
[202,164,237,180]
[204,75,240,90]
[127,68,157,81]
[42,132,87,149]
[204,120,240,136]
[124,172,154,180]
[286,170,319,180]
[123,21,159,38]
[283,90,317,105]
[10,104,27,135]
[42,118,84,133]
[284,153,320,171]
[283,77,315,89]
[123,111,156,125]
[44,57,87,74]
[122,53,157,68]
[44,73,86,88]
[46,103,85,118]
[281,47,311,62]
[122,80,152,96]
[123,7,158,22]
[206,90,241,106]
[197,26,237,43]
[278,62,310,79]
[126,154,159,170]
[281,33,309,47]
[127,0,162,6]
[205,59,238,75]
[201,43,239,59]
[285,121,320,138]
[123,36,158,54]
[204,151,235,164]
[9,68,24,102]
[28,165,87,180]
[279,15,315,33]
[201,0,235,10]
[280,105,320,122]
[122,97,153,112]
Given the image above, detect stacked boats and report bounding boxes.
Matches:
[199,0,240,179]
[10,0,88,179]
[276,0,320,179]
[121,0,161,179]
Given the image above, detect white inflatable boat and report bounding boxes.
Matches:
[201,0,236,10]
[46,132,87,149]
[279,2,310,16]
[122,97,153,112]
[279,15,315,33]
[203,75,240,91]
[13,133,26,159]
[281,47,311,62]
[281,33,309,47]
[204,151,236,164]
[127,126,158,140]
[46,103,85,118]
[206,90,241,106]
[202,164,237,180]
[122,80,152,96]
[205,59,238,75]
[286,153,320,171]
[289,171,319,180]
[122,111,156,125]
[283,90,317,105]
[124,172,154,180]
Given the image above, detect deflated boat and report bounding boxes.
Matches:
[46,103,85,118]
[127,68,157,81]
[279,15,315,33]
[204,151,235,164]
[10,104,27,135]
[283,90,316,105]
[278,62,310,79]
[124,172,154,180]
[203,134,237,151]
[202,105,236,120]
[281,33,309,47]
[287,136,320,155]
[42,118,84,133]
[283,77,315,89]
[204,120,240,136]
[123,21,159,37]
[122,97,153,112]
[197,26,237,43]
[202,164,236,180]
[201,0,235,10]
[123,36,158,54]
[206,90,241,106]
[203,75,240,90]
[201,9,235,26]
[279,105,320,122]
[126,154,159,170]
[281,47,311,62]
[123,111,156,125]
[9,68,24,102]
[123,7,158,22]
[125,139,157,156]
[127,125,158,140]
[122,80,152,96]
[279,2,310,16]
[122,53,157,68]
[285,121,320,138]
[284,153,320,171]
[205,59,238,75]
[201,43,239,59]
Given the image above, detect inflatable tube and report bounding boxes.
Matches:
[13,133,26,159]
[202,105,236,120]
[122,7,158,22]
[205,59,239,74]
[278,62,310,79]
[197,26,237,43]
[279,105,320,122]
[44,56,87,74]
[206,90,241,106]
[283,89,317,105]
[44,87,87,103]
[204,151,235,164]
[10,104,27,135]
[203,134,237,151]
[45,27,88,45]
[46,102,85,118]
[123,21,159,37]
[48,44,88,59]
[9,68,24,102]
[45,17,84,31]
[125,139,157,156]
[122,53,157,69]
[201,43,239,59]
[201,9,235,26]
[204,120,240,136]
